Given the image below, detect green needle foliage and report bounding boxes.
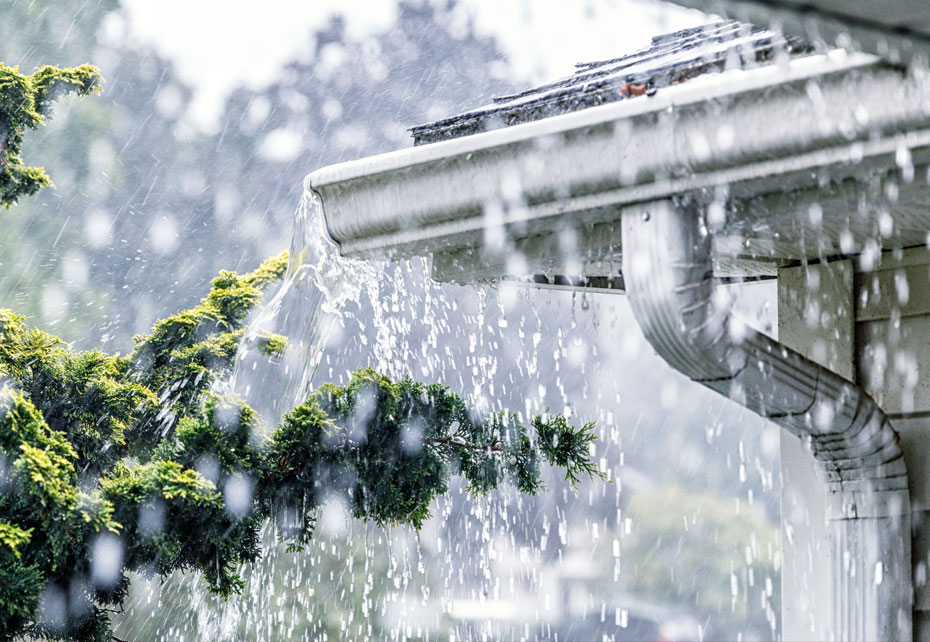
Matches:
[0,253,602,641]
[0,63,102,208]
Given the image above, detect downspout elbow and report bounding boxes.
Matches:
[621,199,912,641]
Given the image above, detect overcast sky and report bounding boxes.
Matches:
[121,0,707,129]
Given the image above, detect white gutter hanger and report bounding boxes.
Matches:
[622,198,912,640]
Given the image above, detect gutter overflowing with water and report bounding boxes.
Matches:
[253,21,930,640]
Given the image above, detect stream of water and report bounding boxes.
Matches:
[185,180,782,642]
[225,185,375,428]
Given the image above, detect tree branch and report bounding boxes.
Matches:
[429,437,502,452]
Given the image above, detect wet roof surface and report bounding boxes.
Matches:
[410,21,812,146]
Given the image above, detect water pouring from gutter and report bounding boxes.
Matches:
[223,20,930,638]
[226,180,376,428]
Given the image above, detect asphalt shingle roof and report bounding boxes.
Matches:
[410,21,812,146]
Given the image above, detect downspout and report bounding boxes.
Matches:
[621,199,912,640]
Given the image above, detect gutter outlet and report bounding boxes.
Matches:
[622,199,912,640]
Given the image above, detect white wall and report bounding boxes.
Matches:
[779,249,930,639]
[778,259,854,641]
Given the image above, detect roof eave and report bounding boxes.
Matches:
[308,51,930,281]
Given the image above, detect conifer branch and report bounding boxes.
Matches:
[429,437,503,452]
[0,258,601,640]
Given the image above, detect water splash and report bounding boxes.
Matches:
[225,183,376,428]
[184,177,783,641]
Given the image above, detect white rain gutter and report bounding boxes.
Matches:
[622,199,911,640]
[307,49,930,640]
[309,51,930,281]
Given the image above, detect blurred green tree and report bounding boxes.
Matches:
[0,64,101,207]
